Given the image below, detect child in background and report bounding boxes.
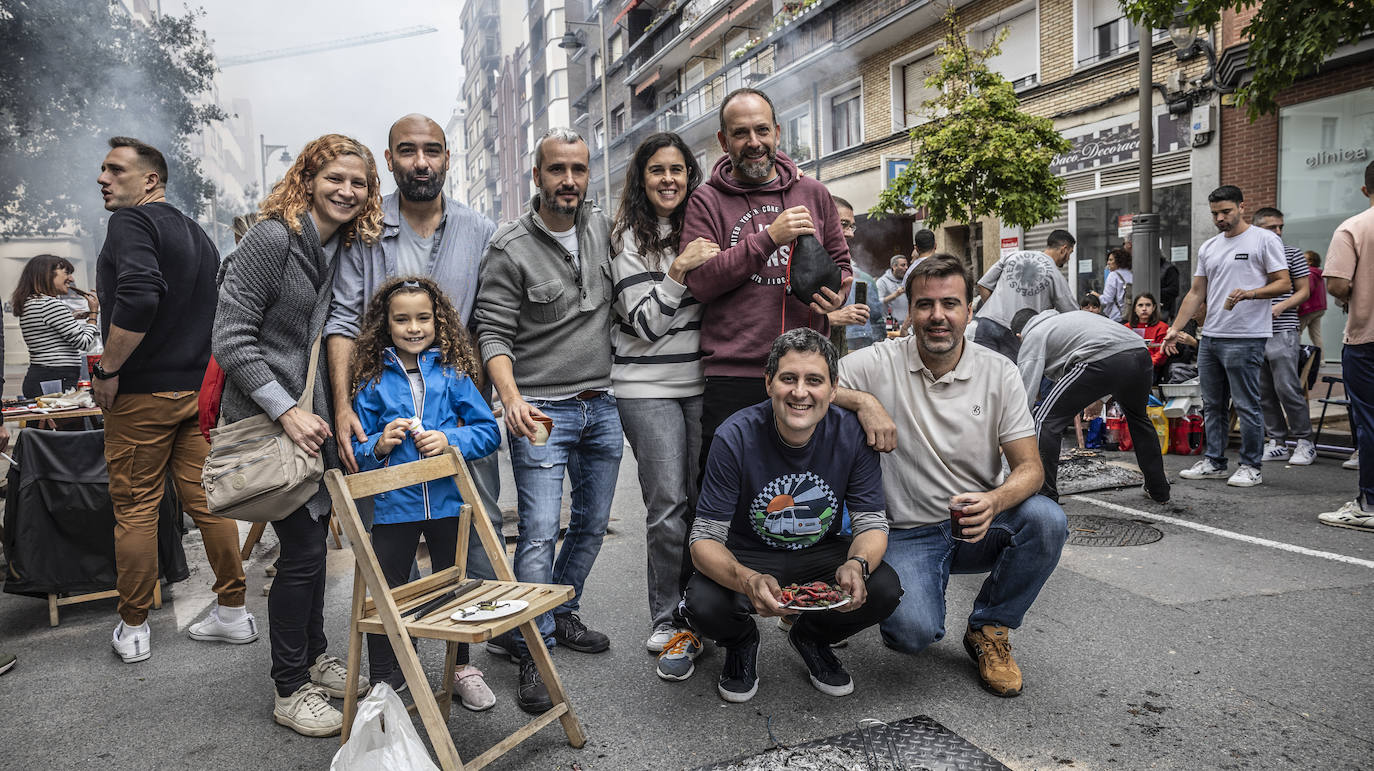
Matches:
[1297,250,1326,351]
[1125,293,1170,380]
[350,276,501,709]
[1080,294,1102,314]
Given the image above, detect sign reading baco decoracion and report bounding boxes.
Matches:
[1051,107,1191,176]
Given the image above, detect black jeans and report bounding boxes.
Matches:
[269,506,331,697]
[22,364,80,398]
[683,538,902,648]
[973,319,1020,362]
[366,518,465,683]
[1034,348,1169,500]
[698,376,768,489]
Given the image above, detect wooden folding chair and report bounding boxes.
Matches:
[324,447,585,771]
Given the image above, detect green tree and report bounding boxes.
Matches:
[873,7,1070,268]
[0,0,224,236]
[1122,0,1374,120]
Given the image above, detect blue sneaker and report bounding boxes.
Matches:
[655,630,702,681]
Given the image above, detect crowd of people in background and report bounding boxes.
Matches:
[2,86,1371,752]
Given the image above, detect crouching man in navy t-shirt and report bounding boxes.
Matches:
[682,328,901,704]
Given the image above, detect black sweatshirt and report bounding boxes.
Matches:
[96,201,219,393]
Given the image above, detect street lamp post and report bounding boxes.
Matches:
[559,12,612,207]
[1133,21,1160,306]
[259,134,291,197]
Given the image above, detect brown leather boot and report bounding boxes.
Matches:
[963,625,1022,697]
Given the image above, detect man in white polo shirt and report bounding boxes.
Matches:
[834,253,1068,698]
[1164,185,1290,488]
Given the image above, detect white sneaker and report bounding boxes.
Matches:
[1262,439,1291,461]
[1227,465,1263,487]
[188,606,259,644]
[111,620,151,663]
[309,653,366,699]
[273,683,342,737]
[1317,500,1374,532]
[1179,458,1228,480]
[646,624,679,653]
[1344,450,1360,470]
[1289,439,1317,466]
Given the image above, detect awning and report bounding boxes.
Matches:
[611,0,642,27]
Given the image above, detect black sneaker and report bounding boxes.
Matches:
[717,635,760,703]
[553,612,610,653]
[516,656,553,714]
[485,630,521,662]
[788,627,853,697]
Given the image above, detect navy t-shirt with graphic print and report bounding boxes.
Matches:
[697,401,885,552]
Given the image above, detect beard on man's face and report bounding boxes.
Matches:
[732,145,776,181]
[397,168,445,202]
[541,185,582,217]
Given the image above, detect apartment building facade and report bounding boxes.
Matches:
[568,0,1218,284]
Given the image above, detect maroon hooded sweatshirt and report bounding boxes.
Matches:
[681,150,852,378]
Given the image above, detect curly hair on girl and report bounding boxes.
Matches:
[349,275,480,397]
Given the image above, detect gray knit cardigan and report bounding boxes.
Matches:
[212,214,339,520]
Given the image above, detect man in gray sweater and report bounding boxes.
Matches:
[474,128,622,714]
[1013,308,1170,504]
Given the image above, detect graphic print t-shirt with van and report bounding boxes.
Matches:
[697,401,885,551]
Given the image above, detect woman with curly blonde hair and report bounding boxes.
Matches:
[212,133,381,737]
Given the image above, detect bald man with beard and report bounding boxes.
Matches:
[323,113,502,709]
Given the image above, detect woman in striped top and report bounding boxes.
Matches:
[610,132,720,666]
[11,254,100,397]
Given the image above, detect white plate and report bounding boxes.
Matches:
[782,596,851,612]
[450,598,528,622]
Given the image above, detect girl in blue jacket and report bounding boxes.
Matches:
[350,276,501,708]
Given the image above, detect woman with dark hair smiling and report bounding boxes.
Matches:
[214,133,382,738]
[608,132,719,678]
[12,253,100,397]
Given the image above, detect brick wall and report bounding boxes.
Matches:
[1220,58,1374,211]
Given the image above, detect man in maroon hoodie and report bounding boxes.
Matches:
[682,88,852,479]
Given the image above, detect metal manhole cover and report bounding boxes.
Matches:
[1066,514,1162,547]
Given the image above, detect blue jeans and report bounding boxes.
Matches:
[1198,336,1266,468]
[507,393,623,651]
[616,395,702,630]
[1342,342,1374,507]
[879,494,1067,654]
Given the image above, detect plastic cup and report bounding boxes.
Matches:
[531,415,554,446]
[948,497,974,541]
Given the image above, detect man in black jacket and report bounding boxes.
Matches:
[95,136,251,664]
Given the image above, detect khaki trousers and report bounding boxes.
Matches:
[105,391,246,625]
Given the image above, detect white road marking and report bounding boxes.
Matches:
[1071,494,1374,570]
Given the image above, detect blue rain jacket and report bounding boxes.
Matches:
[352,348,500,524]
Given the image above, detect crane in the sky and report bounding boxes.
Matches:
[217,25,439,68]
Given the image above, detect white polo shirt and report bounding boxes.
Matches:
[838,337,1035,528]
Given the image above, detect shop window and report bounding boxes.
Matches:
[826,82,862,155]
[1073,184,1191,297]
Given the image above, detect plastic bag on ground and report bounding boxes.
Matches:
[330,683,440,771]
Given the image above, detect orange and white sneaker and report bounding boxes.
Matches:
[963,625,1022,697]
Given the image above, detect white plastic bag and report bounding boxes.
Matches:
[330,683,440,771]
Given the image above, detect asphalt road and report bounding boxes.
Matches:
[2,441,1371,770]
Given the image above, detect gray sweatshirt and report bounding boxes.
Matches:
[1016,309,1148,411]
[474,195,614,398]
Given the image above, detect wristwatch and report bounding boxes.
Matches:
[92,362,120,380]
[845,555,870,581]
